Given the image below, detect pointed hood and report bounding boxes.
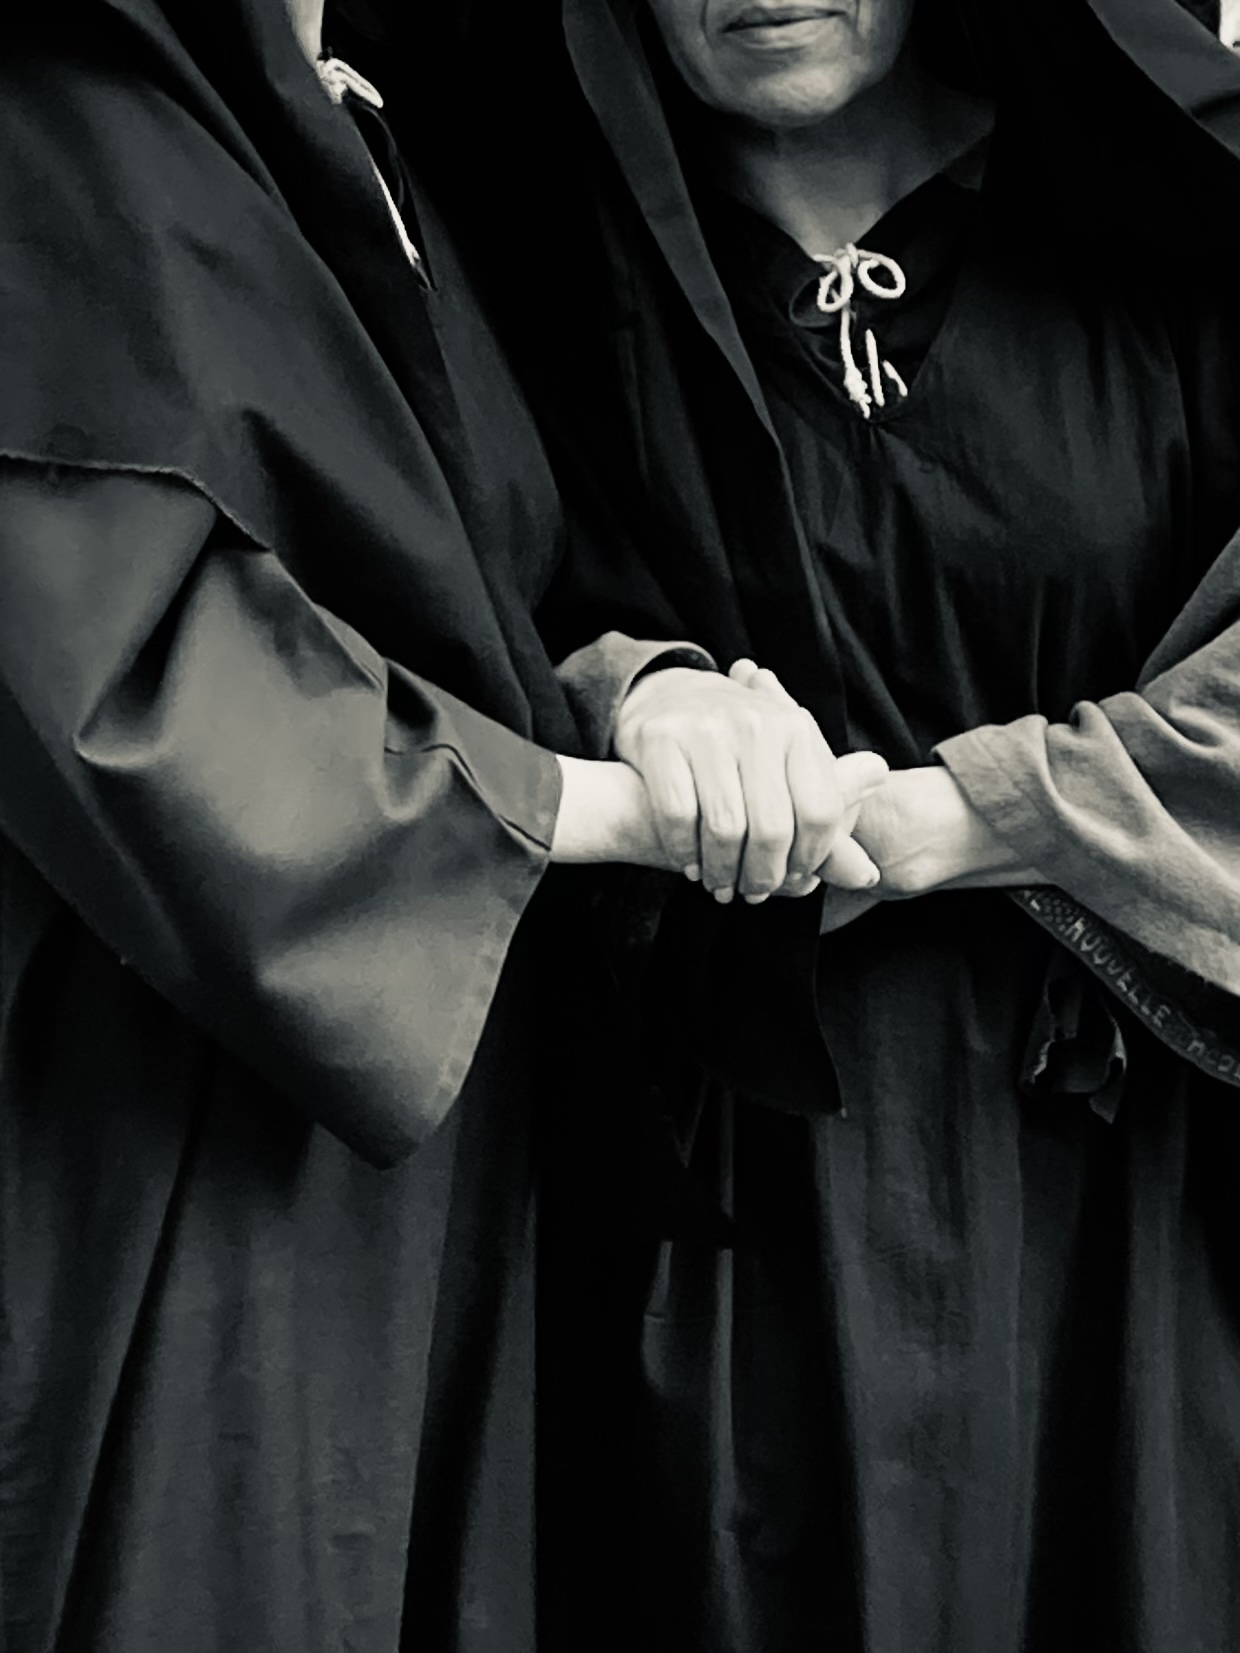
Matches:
[0,0,579,744]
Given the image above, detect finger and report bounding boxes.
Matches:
[833,749,890,809]
[735,733,796,901]
[818,833,881,892]
[635,732,703,875]
[783,714,846,878]
[729,657,800,708]
[749,666,799,707]
[774,871,822,899]
[785,730,888,879]
[634,730,704,872]
[686,740,748,902]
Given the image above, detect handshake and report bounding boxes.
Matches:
[553,657,888,905]
[552,657,1041,923]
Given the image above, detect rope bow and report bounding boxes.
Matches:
[814,244,910,419]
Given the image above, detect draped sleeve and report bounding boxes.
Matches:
[936,528,1240,998]
[0,459,562,1166]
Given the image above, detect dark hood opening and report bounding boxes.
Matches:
[912,0,990,93]
[567,0,1240,322]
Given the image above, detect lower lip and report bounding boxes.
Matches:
[725,15,843,47]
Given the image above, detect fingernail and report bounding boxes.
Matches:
[684,863,702,882]
[712,888,734,906]
[864,868,881,889]
[743,893,770,906]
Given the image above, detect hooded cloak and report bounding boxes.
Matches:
[403,2,1240,1648]
[0,2,707,1647]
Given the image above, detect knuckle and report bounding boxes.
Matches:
[747,823,790,856]
[659,803,698,836]
[800,800,842,835]
[703,805,744,842]
[718,707,759,744]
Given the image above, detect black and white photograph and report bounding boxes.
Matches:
[1,1,1239,1649]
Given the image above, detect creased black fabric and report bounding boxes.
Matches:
[418,3,1240,1650]
[0,0,579,748]
[0,2,661,1649]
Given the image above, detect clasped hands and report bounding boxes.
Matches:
[552,658,1038,920]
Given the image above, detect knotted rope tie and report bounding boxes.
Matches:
[315,56,426,278]
[813,244,910,419]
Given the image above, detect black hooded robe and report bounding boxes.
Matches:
[0,3,695,1649]
[413,2,1240,1649]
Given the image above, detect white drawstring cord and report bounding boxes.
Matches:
[813,244,909,419]
[315,55,383,107]
[315,57,426,278]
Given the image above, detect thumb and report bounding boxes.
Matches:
[834,751,889,808]
[818,833,880,891]
[729,659,799,707]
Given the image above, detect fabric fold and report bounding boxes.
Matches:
[0,462,562,1166]
[935,544,1240,1000]
[1020,947,1129,1121]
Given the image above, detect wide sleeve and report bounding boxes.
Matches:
[0,460,561,1165]
[934,530,1240,996]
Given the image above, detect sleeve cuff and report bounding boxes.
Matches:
[936,715,1240,994]
[933,717,1064,870]
[555,631,716,759]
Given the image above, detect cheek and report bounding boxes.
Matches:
[647,4,716,99]
[862,0,919,65]
[647,2,707,69]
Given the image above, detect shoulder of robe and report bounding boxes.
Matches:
[1,9,283,239]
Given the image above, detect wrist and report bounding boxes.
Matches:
[915,767,1023,889]
[864,767,1023,895]
[550,756,669,868]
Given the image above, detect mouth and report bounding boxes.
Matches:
[723,4,844,32]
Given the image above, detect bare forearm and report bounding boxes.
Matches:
[549,755,676,868]
[854,767,1045,896]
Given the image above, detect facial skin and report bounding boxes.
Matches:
[645,0,920,129]
[285,0,324,60]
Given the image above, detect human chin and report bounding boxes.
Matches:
[702,60,871,126]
